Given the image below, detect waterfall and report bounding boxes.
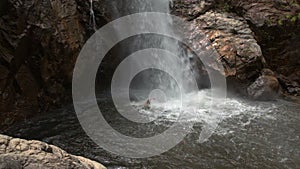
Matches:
[104,0,197,101]
[73,0,228,154]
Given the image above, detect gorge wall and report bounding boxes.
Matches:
[0,0,108,128]
[0,0,299,128]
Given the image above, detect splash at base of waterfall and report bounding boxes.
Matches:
[4,91,299,169]
[131,89,277,137]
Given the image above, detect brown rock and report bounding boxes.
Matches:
[227,0,300,96]
[172,0,215,20]
[247,69,280,100]
[0,0,107,128]
[173,0,300,98]
[175,9,265,81]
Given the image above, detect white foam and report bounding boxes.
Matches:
[132,90,277,135]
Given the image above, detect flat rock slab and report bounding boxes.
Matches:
[0,134,106,169]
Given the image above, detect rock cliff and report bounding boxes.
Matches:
[1,0,299,127]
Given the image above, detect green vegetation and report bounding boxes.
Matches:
[291,16,298,23]
[278,20,283,26]
[223,3,231,12]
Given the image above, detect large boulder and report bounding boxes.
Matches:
[172,0,300,98]
[190,11,265,80]
[247,69,280,100]
[172,1,266,94]
[0,134,106,169]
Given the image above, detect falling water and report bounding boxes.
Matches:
[3,1,299,168]
[89,0,96,31]
[4,1,298,167]
[105,0,196,101]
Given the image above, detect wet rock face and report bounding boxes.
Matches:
[173,0,300,97]
[0,0,299,128]
[247,69,280,100]
[228,0,300,27]
[193,11,264,80]
[0,134,106,169]
[172,0,215,20]
[0,0,107,128]
[172,1,265,81]
[228,0,300,95]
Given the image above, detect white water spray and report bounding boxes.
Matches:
[106,0,197,100]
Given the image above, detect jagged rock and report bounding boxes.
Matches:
[173,0,300,98]
[228,0,300,96]
[172,0,215,20]
[174,8,266,81]
[197,11,265,80]
[0,0,107,128]
[277,73,300,96]
[0,134,106,169]
[247,69,280,100]
[228,0,300,27]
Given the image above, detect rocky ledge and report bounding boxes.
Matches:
[0,134,106,169]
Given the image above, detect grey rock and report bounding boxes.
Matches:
[0,134,106,169]
[0,156,22,169]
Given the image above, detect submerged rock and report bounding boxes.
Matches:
[247,69,280,100]
[0,134,106,169]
